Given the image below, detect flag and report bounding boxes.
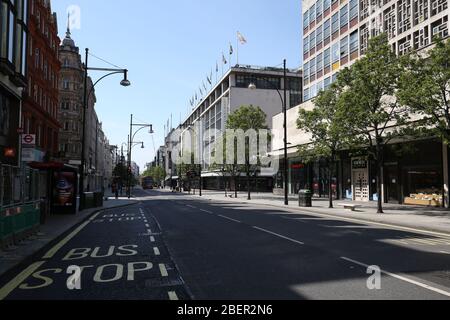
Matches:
[216,61,219,72]
[207,75,212,85]
[199,87,203,96]
[222,53,227,65]
[229,43,234,55]
[195,93,198,100]
[203,81,207,91]
[237,31,247,44]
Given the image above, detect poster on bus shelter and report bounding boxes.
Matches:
[53,171,77,213]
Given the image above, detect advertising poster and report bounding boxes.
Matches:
[53,171,76,208]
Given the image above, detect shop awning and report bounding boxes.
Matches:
[28,161,65,170]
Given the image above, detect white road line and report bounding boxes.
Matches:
[153,247,161,256]
[145,224,150,228]
[253,227,304,245]
[159,264,168,277]
[150,236,156,243]
[168,291,179,300]
[139,209,144,214]
[409,238,441,246]
[43,211,102,259]
[218,215,241,223]
[147,229,152,234]
[0,261,46,300]
[200,209,213,214]
[341,257,450,298]
[186,205,197,209]
[440,251,450,255]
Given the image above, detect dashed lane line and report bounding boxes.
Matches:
[200,209,213,214]
[43,211,102,259]
[159,264,169,277]
[218,215,242,224]
[186,205,197,209]
[150,236,156,243]
[168,291,179,300]
[341,257,450,298]
[153,247,161,256]
[252,227,305,245]
[0,261,46,300]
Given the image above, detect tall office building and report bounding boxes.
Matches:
[302,0,448,102]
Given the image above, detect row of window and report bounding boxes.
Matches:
[30,43,58,89]
[27,77,58,118]
[30,0,59,54]
[304,0,359,55]
[303,74,338,102]
[22,115,58,151]
[304,30,359,83]
[235,74,282,90]
[0,0,28,77]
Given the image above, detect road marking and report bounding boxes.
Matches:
[0,261,46,300]
[200,209,213,214]
[159,264,168,277]
[153,247,161,256]
[440,251,450,255]
[168,291,179,300]
[150,236,156,243]
[43,212,102,259]
[218,215,241,223]
[341,257,450,298]
[186,205,197,209]
[253,227,304,245]
[145,224,150,228]
[139,208,144,214]
[147,229,152,234]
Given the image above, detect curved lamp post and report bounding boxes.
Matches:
[79,48,130,211]
[128,114,154,199]
[248,59,289,205]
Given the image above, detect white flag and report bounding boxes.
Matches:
[237,31,247,45]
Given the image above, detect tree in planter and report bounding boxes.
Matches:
[398,38,450,207]
[338,34,411,214]
[226,105,269,201]
[297,81,351,209]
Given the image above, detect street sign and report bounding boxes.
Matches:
[21,134,36,146]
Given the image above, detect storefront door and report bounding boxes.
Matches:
[353,170,369,202]
[385,164,400,204]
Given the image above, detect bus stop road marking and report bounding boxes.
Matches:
[0,261,46,300]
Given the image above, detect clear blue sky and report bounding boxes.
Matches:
[52,0,302,170]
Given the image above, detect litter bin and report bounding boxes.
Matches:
[299,190,312,207]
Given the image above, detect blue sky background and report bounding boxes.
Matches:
[52,0,302,170]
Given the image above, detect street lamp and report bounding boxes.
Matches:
[79,48,131,211]
[248,59,289,206]
[128,114,154,199]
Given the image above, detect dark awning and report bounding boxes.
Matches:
[28,162,65,170]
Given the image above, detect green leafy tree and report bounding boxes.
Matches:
[338,34,410,214]
[297,81,351,208]
[226,105,269,200]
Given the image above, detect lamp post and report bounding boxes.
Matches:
[248,59,289,205]
[128,114,154,199]
[79,48,130,211]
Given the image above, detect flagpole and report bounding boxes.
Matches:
[236,32,239,66]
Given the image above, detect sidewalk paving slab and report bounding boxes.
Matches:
[173,189,450,236]
[0,196,139,278]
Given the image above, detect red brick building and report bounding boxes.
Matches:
[22,0,61,160]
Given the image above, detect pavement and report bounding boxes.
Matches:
[186,189,450,236]
[0,192,138,278]
[0,188,449,300]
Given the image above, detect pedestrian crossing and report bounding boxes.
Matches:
[386,236,450,247]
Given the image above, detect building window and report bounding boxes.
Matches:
[304,9,309,29]
[349,0,358,21]
[304,35,309,54]
[324,47,331,68]
[323,19,331,40]
[304,61,310,83]
[324,77,331,90]
[332,12,339,34]
[235,74,281,90]
[303,87,310,101]
[310,57,316,78]
[324,0,331,11]
[340,35,349,57]
[317,52,323,74]
[63,79,70,90]
[309,3,316,24]
[350,30,359,53]
[340,4,348,28]
[316,0,323,19]
[309,30,316,49]
[332,41,340,63]
[316,24,323,46]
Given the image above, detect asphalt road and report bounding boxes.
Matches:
[1,188,450,300]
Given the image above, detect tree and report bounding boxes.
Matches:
[398,38,450,207]
[297,81,351,208]
[338,34,410,214]
[226,105,269,200]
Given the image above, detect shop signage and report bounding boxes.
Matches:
[291,163,305,170]
[352,159,368,169]
[21,134,36,146]
[22,148,45,162]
